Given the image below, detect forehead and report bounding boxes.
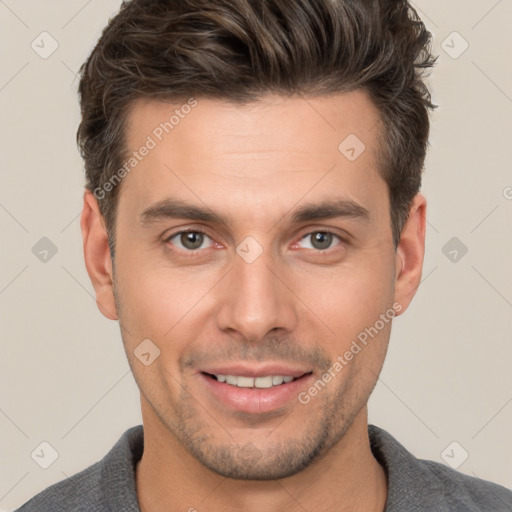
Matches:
[119,91,387,223]
[124,91,382,157]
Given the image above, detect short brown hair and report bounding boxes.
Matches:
[77,0,437,254]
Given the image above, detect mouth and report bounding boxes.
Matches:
[202,372,308,389]
[198,368,314,414]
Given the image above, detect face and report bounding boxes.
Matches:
[84,91,423,480]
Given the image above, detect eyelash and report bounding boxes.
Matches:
[164,228,346,257]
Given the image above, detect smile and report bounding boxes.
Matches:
[205,373,298,388]
[199,370,314,414]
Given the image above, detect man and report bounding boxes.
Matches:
[16,0,512,510]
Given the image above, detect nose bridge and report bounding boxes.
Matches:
[215,242,297,341]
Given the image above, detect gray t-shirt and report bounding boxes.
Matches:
[15,424,512,511]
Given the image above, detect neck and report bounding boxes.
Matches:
[135,402,387,512]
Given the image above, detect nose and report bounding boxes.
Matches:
[215,244,298,343]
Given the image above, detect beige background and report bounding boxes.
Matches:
[1,1,511,509]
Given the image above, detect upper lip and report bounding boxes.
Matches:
[199,363,311,379]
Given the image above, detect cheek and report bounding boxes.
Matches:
[300,257,395,338]
[114,256,219,346]
[113,269,203,387]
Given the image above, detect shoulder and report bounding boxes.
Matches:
[14,460,104,512]
[421,458,512,510]
[368,424,512,511]
[15,425,144,512]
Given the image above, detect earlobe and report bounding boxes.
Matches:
[393,193,427,315]
[80,190,119,320]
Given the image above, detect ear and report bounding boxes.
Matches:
[80,190,118,320]
[393,193,427,315]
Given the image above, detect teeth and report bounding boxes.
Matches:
[236,376,255,388]
[255,376,273,388]
[213,374,297,388]
[226,375,238,386]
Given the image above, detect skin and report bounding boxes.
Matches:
[81,90,426,512]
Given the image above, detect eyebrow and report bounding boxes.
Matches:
[140,199,228,226]
[139,197,370,227]
[290,199,370,224]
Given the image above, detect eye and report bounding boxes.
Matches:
[166,230,214,251]
[297,231,342,251]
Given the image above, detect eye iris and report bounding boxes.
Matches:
[181,232,203,249]
[311,232,332,250]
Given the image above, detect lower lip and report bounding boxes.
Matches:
[198,372,313,414]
